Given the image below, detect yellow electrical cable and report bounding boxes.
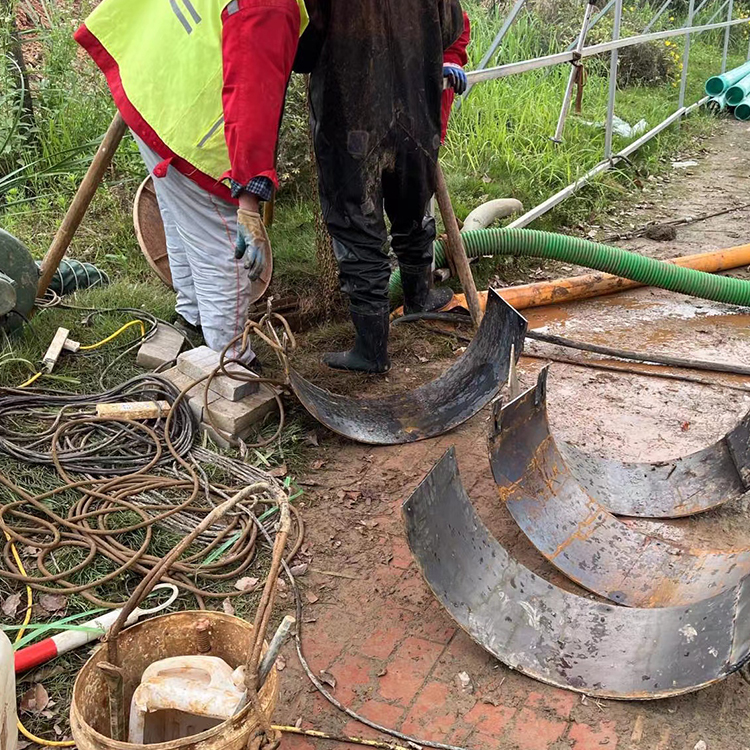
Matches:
[17,371,42,389]
[6,532,75,748]
[78,319,146,351]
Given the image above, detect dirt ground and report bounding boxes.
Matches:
[272,119,750,750]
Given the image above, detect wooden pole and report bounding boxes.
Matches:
[434,164,484,327]
[37,112,127,298]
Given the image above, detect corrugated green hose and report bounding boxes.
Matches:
[388,228,750,306]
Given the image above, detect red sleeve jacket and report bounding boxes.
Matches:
[441,11,471,143]
[221,0,301,195]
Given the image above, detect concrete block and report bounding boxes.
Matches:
[161,366,220,423]
[200,423,234,450]
[136,323,186,369]
[177,346,259,402]
[203,385,279,437]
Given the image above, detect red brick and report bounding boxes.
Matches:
[408,600,456,644]
[359,610,406,659]
[342,700,405,742]
[390,534,413,570]
[377,637,445,705]
[329,653,377,705]
[569,720,619,750]
[470,730,506,750]
[525,689,578,720]
[507,707,567,750]
[392,567,435,612]
[400,682,456,742]
[464,701,517,735]
[279,733,316,750]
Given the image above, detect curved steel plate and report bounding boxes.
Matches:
[489,369,750,607]
[556,396,750,520]
[288,289,527,445]
[403,448,750,699]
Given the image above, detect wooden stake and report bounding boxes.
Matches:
[434,164,484,327]
[37,113,127,298]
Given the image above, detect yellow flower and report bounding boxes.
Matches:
[669,16,674,20]
[665,40,671,45]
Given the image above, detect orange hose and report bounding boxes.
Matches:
[437,242,750,313]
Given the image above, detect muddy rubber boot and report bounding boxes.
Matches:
[323,309,391,373]
[400,264,454,315]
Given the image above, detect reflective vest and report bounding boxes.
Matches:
[82,0,308,183]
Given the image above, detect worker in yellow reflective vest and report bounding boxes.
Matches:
[75,0,308,366]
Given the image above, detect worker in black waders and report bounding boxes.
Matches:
[295,1,470,373]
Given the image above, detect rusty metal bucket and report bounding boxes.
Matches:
[288,289,528,445]
[133,176,273,303]
[70,611,278,750]
[403,448,750,699]
[489,368,750,607]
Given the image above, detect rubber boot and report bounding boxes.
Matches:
[400,264,454,315]
[323,309,391,373]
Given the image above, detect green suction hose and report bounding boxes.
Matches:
[388,228,750,307]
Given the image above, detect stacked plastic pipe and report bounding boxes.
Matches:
[705,60,750,120]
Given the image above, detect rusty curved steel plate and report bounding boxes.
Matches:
[403,448,750,699]
[553,389,750,520]
[489,368,750,607]
[288,289,527,445]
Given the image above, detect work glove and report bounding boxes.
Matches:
[235,208,271,281]
[443,63,468,95]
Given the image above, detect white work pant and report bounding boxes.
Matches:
[134,134,254,363]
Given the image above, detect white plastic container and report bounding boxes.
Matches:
[1,630,18,750]
[128,655,246,744]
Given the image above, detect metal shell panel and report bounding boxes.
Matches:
[555,399,750,519]
[403,448,750,699]
[489,369,750,607]
[288,289,527,445]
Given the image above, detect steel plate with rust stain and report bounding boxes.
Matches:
[555,396,750,520]
[403,448,750,699]
[288,289,527,445]
[489,368,750,607]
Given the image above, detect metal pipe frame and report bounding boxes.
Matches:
[643,0,672,33]
[604,0,623,158]
[507,98,708,229]
[679,0,697,109]
[458,0,527,106]
[566,0,616,51]
[466,16,748,85]
[722,0,735,72]
[460,1,740,231]
[552,1,597,143]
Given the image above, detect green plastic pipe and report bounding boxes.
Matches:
[735,98,750,120]
[388,228,750,306]
[705,60,750,96]
[726,73,750,105]
[707,92,728,112]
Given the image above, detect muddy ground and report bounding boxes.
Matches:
[272,119,750,750]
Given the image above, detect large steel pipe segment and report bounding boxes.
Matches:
[288,290,527,445]
[489,369,750,607]
[403,448,750,700]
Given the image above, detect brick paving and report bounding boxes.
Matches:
[273,287,750,749]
